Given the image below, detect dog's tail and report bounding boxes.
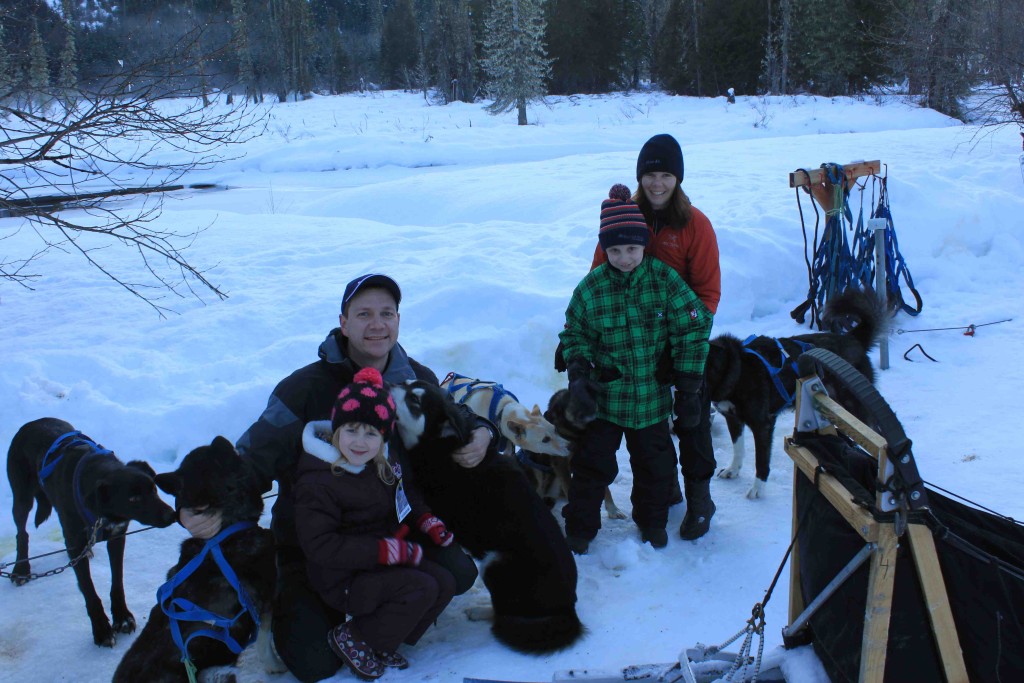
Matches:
[491,610,586,654]
[823,288,886,352]
[33,494,52,528]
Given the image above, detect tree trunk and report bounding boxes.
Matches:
[780,0,790,95]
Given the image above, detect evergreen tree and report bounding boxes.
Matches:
[892,0,973,119]
[58,0,79,94]
[380,0,419,88]
[618,0,646,88]
[0,21,12,97]
[546,0,624,94]
[428,0,475,103]
[312,6,351,95]
[696,0,765,96]
[28,20,49,92]
[232,0,260,102]
[972,0,1024,126]
[483,0,551,125]
[787,0,858,95]
[653,0,692,94]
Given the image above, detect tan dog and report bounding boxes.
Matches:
[440,373,571,458]
[539,388,625,520]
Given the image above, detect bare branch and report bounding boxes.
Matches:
[1,26,266,315]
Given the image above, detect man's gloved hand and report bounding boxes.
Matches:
[673,374,704,432]
[417,513,455,547]
[452,426,491,468]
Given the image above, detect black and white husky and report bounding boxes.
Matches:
[706,288,885,499]
[390,378,585,654]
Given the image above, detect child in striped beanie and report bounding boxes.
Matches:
[557,184,712,554]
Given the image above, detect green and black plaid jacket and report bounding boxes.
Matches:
[559,257,712,430]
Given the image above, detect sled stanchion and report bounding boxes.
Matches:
[871,218,889,370]
[860,523,897,683]
[783,350,968,683]
[907,523,967,683]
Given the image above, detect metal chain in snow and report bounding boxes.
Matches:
[0,519,104,581]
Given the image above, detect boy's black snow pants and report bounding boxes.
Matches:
[562,417,677,541]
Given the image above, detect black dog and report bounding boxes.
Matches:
[113,436,277,683]
[519,387,626,520]
[6,417,177,646]
[707,288,885,498]
[390,379,585,654]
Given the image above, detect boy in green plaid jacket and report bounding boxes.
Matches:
[559,184,712,553]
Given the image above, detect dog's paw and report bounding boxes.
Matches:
[198,668,238,683]
[717,467,740,480]
[112,613,136,634]
[605,505,628,521]
[465,605,495,622]
[256,613,289,674]
[746,479,766,499]
[10,572,30,587]
[92,625,116,648]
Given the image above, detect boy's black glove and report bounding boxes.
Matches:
[554,340,567,373]
[566,358,599,422]
[673,374,704,432]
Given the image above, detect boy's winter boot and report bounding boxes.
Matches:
[679,479,716,540]
[640,527,668,549]
[328,622,385,680]
[566,535,591,555]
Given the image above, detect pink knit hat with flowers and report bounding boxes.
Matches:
[330,367,396,440]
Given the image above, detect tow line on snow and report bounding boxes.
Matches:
[0,492,277,582]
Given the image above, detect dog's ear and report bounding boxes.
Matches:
[439,391,473,443]
[211,435,238,456]
[506,417,527,440]
[531,404,542,416]
[154,472,183,497]
[126,460,157,478]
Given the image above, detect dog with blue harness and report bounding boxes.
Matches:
[6,417,176,647]
[705,288,884,499]
[440,372,570,459]
[113,436,277,683]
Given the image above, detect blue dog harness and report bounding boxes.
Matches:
[39,431,113,528]
[441,371,520,424]
[442,371,520,454]
[741,336,813,407]
[157,521,260,680]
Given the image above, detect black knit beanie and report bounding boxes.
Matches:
[636,134,684,183]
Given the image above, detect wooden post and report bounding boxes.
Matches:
[871,217,890,370]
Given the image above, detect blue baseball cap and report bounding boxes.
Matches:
[341,274,401,315]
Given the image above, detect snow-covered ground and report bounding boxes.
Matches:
[2,90,1022,682]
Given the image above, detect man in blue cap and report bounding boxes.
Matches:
[185,273,495,682]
